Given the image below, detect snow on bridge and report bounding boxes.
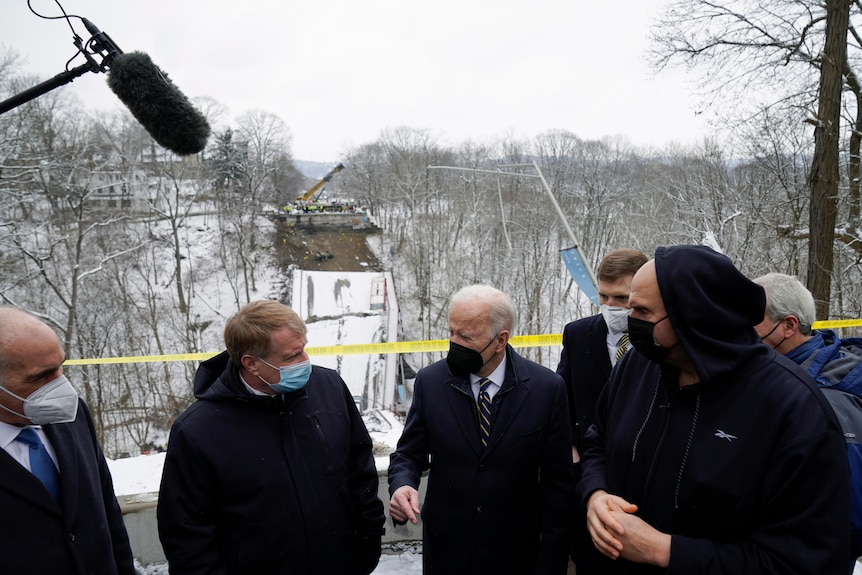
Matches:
[291,268,399,412]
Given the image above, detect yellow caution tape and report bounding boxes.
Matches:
[58,323,861,366]
[305,339,450,356]
[63,352,219,366]
[812,319,862,329]
[511,334,563,347]
[63,334,565,366]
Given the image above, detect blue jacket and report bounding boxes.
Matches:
[579,245,850,574]
[787,329,862,557]
[388,345,573,574]
[157,351,385,575]
[0,399,135,575]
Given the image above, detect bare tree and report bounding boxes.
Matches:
[808,0,851,316]
[651,0,855,317]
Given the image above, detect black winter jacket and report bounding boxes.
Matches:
[0,399,135,575]
[157,351,385,575]
[579,245,851,575]
[388,345,573,574]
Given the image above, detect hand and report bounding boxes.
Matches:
[586,490,638,559]
[611,510,671,567]
[389,485,421,525]
[354,532,382,575]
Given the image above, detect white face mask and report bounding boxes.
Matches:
[601,304,631,336]
[0,375,79,425]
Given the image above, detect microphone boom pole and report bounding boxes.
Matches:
[0,16,110,116]
[1,16,210,154]
[0,61,97,115]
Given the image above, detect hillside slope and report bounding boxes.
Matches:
[275,222,383,272]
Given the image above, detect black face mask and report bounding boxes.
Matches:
[760,319,787,351]
[627,315,677,364]
[446,334,498,376]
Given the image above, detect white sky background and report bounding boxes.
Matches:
[1,0,712,162]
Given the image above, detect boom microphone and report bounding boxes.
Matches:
[107,51,211,155]
[0,16,211,155]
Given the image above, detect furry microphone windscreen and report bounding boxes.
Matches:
[107,52,211,155]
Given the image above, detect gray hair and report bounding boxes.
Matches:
[753,273,816,335]
[449,285,516,337]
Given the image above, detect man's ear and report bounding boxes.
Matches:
[782,315,801,339]
[240,354,259,373]
[497,330,510,349]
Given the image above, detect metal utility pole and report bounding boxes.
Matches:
[428,161,598,305]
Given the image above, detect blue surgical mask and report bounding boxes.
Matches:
[257,358,312,393]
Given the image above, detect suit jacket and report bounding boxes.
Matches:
[556,314,611,450]
[388,345,573,575]
[0,399,135,575]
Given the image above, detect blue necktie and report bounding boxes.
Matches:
[16,427,61,502]
[478,377,493,446]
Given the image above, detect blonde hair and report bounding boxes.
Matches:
[224,300,307,361]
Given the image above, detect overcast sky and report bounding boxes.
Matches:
[1,0,712,162]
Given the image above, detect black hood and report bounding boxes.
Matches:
[655,245,768,383]
[193,350,254,401]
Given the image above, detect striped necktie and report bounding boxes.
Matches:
[478,377,493,446]
[15,427,61,502]
[614,333,630,364]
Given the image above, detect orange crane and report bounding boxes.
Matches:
[295,162,345,202]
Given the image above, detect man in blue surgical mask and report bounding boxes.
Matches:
[388,285,573,574]
[556,248,647,575]
[0,306,135,575]
[157,300,384,575]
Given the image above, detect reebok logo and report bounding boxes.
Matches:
[714,429,738,442]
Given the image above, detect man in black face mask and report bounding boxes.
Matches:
[578,245,850,574]
[754,273,862,573]
[388,284,573,575]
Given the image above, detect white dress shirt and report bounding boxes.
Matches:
[469,355,507,402]
[0,421,60,471]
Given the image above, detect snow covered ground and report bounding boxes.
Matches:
[133,550,422,575]
[292,268,399,411]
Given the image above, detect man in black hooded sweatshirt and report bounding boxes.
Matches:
[578,245,850,574]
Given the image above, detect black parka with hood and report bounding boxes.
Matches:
[579,245,850,575]
[157,351,385,575]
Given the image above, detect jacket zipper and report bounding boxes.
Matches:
[310,415,332,462]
